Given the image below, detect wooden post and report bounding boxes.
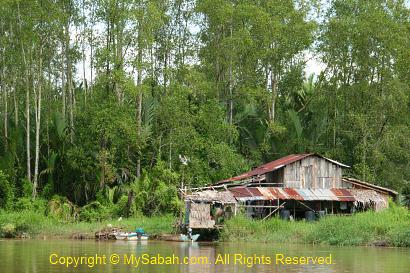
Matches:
[179,177,184,230]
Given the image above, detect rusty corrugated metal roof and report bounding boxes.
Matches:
[283,188,304,200]
[229,187,265,201]
[330,188,355,202]
[268,188,288,200]
[258,187,276,199]
[218,154,313,184]
[216,153,350,185]
[229,187,356,202]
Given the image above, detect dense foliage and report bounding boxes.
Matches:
[0,0,409,216]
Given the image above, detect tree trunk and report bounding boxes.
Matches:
[2,51,7,149]
[61,40,66,121]
[13,75,18,127]
[106,16,111,93]
[25,57,31,183]
[82,0,87,104]
[33,45,43,199]
[270,70,277,122]
[17,3,31,182]
[228,24,233,125]
[90,2,94,93]
[136,79,142,177]
[65,23,74,143]
[136,24,143,178]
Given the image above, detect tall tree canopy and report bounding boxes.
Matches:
[0,0,409,214]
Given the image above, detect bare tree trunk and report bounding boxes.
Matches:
[65,23,74,143]
[228,23,233,125]
[270,70,277,122]
[265,64,270,119]
[136,77,142,177]
[163,42,168,94]
[106,15,111,93]
[33,45,43,199]
[69,73,74,143]
[136,24,143,178]
[18,3,31,182]
[2,49,7,149]
[13,75,18,127]
[61,41,66,120]
[168,129,172,169]
[26,68,31,183]
[3,80,8,150]
[82,0,87,104]
[90,1,94,93]
[8,24,17,127]
[114,6,124,104]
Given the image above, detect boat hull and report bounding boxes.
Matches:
[115,232,149,240]
[126,235,149,241]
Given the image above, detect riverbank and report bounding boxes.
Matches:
[0,211,175,239]
[220,204,410,247]
[1,205,409,247]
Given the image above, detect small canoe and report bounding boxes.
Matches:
[179,234,200,242]
[126,234,149,241]
[115,232,149,240]
[115,232,135,240]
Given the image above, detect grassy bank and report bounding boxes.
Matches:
[220,204,410,247]
[2,205,409,247]
[0,211,176,239]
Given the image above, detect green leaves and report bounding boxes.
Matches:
[318,0,410,188]
[0,0,409,216]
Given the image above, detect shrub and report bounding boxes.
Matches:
[115,195,129,217]
[1,223,16,238]
[14,197,47,213]
[46,195,78,222]
[221,206,410,247]
[20,178,33,197]
[79,201,110,222]
[0,171,13,209]
[0,210,53,238]
[388,226,410,247]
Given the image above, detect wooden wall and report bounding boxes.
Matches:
[281,156,342,189]
[266,168,284,186]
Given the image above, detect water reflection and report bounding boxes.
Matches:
[0,239,408,273]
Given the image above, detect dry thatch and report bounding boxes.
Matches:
[185,190,237,204]
[188,203,215,228]
[350,189,388,211]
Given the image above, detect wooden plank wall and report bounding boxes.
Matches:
[282,156,342,189]
[266,168,284,185]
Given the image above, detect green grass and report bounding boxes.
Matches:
[220,204,410,247]
[1,205,409,247]
[0,210,176,239]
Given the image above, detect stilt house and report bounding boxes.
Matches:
[184,153,397,229]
